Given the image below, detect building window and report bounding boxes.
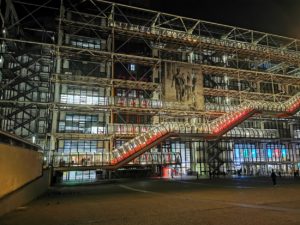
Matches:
[130,64,136,71]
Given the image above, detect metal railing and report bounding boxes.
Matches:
[50,152,181,168]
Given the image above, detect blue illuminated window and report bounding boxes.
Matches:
[235,148,240,158]
[267,148,272,158]
[243,149,248,158]
[251,148,257,158]
[282,148,287,158]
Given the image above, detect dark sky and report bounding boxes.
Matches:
[111,0,300,39]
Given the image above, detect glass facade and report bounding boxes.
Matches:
[3,0,300,183]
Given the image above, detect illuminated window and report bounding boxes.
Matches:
[235,148,240,158]
[130,64,136,71]
[282,148,287,158]
[267,148,272,158]
[70,36,101,50]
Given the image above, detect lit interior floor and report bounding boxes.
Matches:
[1,177,300,225]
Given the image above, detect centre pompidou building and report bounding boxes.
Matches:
[1,0,300,182]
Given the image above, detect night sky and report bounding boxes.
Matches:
[111,0,300,39]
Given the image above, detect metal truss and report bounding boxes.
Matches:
[2,0,300,172]
[55,1,300,75]
[206,141,227,174]
[202,65,300,86]
[203,88,289,102]
[52,73,159,90]
[53,132,112,140]
[0,0,58,147]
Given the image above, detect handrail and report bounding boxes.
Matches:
[50,152,181,169]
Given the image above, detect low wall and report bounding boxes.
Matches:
[0,143,43,198]
[0,170,49,217]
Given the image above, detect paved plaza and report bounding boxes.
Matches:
[1,176,300,225]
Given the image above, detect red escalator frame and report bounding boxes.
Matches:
[108,131,173,170]
[109,94,300,169]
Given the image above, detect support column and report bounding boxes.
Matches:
[50,1,64,155]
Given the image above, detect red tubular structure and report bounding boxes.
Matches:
[109,94,300,169]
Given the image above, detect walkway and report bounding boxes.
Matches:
[1,177,300,225]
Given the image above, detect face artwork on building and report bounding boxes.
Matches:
[163,62,204,110]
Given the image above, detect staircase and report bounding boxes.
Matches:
[107,93,300,169]
[206,142,226,174]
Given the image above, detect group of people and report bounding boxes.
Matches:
[172,68,197,102]
[271,169,300,185]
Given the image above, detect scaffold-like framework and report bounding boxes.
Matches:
[1,0,300,178]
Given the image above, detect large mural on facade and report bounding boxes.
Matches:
[163,62,204,110]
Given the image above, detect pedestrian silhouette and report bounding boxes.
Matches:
[271,169,277,185]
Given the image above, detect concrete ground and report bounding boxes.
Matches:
[1,176,300,225]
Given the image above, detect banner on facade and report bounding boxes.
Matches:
[163,62,204,110]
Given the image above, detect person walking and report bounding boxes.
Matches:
[271,169,277,185]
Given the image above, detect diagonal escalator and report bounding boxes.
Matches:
[107,93,300,170]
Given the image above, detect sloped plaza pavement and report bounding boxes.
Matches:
[1,176,300,225]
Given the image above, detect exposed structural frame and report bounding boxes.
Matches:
[1,0,300,175]
[50,93,300,171]
[0,0,57,150]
